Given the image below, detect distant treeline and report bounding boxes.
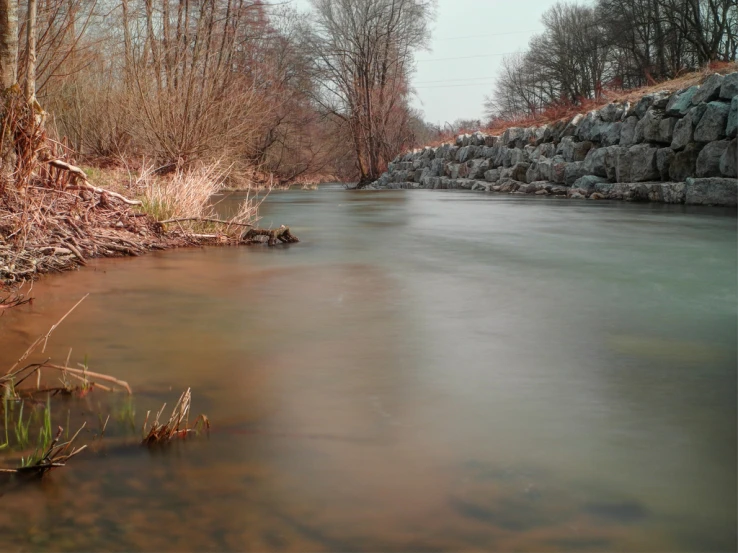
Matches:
[485,0,737,119]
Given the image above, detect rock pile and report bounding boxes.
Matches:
[372,72,738,206]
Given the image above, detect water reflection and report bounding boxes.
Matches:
[0,187,735,551]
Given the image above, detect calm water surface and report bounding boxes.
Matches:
[0,187,736,551]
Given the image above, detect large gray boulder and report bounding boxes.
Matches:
[661,182,687,204]
[583,147,610,177]
[574,141,593,161]
[456,146,474,163]
[577,112,600,142]
[696,140,731,177]
[694,101,730,142]
[727,96,738,138]
[657,148,675,181]
[614,147,631,183]
[671,116,693,150]
[633,92,669,118]
[635,110,676,144]
[600,122,622,146]
[573,175,608,194]
[666,86,699,116]
[525,163,541,183]
[467,159,489,179]
[685,177,737,206]
[484,168,500,183]
[564,161,587,185]
[531,142,555,161]
[509,148,530,165]
[719,138,737,177]
[599,103,626,123]
[669,143,703,181]
[502,127,525,148]
[550,157,568,184]
[562,114,583,137]
[619,116,638,147]
[629,144,660,182]
[511,162,530,182]
[720,73,738,100]
[692,74,725,104]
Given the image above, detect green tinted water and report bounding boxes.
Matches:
[0,187,735,551]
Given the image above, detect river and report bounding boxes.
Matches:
[0,186,736,551]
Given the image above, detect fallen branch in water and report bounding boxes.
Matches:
[2,295,131,397]
[0,423,87,477]
[0,293,33,312]
[158,217,253,227]
[242,225,300,246]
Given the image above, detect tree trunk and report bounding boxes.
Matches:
[24,0,37,102]
[0,0,18,90]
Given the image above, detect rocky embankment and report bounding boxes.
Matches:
[372,72,738,206]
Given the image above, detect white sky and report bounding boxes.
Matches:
[286,0,568,125]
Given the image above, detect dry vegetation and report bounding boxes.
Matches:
[0,296,208,477]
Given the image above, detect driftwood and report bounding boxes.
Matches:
[241,225,300,246]
[46,159,143,206]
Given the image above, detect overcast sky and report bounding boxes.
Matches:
[287,0,568,126]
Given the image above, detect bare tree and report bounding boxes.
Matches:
[0,0,18,90]
[305,0,435,185]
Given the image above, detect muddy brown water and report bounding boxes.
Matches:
[0,186,736,551]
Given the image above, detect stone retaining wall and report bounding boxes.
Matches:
[371,72,738,206]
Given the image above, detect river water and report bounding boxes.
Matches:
[0,186,735,551]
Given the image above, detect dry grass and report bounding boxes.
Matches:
[141,388,209,445]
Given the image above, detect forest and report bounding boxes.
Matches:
[0,0,734,187]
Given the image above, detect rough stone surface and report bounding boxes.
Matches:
[601,122,622,146]
[657,148,675,181]
[719,138,737,177]
[573,175,608,193]
[619,116,638,147]
[583,147,610,177]
[484,168,500,183]
[564,161,587,186]
[614,147,631,183]
[635,110,662,143]
[550,157,567,184]
[629,144,660,182]
[374,72,738,205]
[685,177,737,206]
[660,182,687,204]
[669,143,703,181]
[511,162,530,182]
[697,140,731,177]
[720,73,738,100]
[666,86,699,116]
[671,116,693,150]
[692,74,725,105]
[599,103,625,123]
[694,102,730,142]
[727,96,738,138]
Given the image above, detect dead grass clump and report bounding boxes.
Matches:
[141,388,209,445]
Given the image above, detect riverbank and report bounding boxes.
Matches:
[371,70,738,206]
[0,161,296,287]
